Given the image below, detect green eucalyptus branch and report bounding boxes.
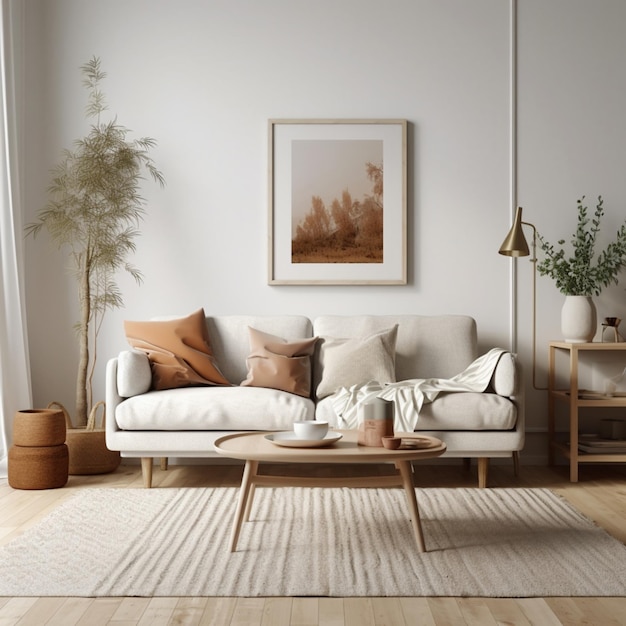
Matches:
[536,196,626,296]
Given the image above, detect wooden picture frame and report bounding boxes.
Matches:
[268,119,407,285]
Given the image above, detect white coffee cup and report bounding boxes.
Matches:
[293,420,328,440]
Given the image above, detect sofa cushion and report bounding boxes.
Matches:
[204,316,313,384]
[117,350,152,397]
[315,326,398,399]
[240,327,318,397]
[124,308,230,390]
[315,392,516,431]
[417,392,517,430]
[313,315,478,380]
[115,386,314,431]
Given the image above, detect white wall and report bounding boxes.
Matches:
[516,0,626,451]
[18,0,626,463]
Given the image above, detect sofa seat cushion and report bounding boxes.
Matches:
[315,392,516,431]
[416,392,516,430]
[115,387,314,431]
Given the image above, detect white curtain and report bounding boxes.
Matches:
[0,0,31,478]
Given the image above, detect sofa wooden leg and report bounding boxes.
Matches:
[141,457,153,488]
[160,457,168,471]
[513,451,520,476]
[477,457,489,488]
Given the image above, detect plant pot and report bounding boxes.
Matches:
[561,295,597,343]
[48,401,121,475]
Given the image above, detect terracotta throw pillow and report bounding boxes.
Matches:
[241,327,318,397]
[124,308,231,390]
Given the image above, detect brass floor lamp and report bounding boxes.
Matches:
[499,207,547,390]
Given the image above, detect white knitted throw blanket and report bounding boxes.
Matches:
[330,347,508,432]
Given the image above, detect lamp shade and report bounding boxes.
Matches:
[499,206,530,257]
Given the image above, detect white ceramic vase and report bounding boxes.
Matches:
[561,295,597,343]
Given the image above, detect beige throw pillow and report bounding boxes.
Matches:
[315,325,398,399]
[124,308,231,390]
[241,327,318,397]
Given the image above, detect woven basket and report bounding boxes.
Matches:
[13,408,66,447]
[8,444,69,489]
[48,401,121,475]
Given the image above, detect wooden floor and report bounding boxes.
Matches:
[1,461,625,626]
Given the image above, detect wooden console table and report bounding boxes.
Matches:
[548,341,626,482]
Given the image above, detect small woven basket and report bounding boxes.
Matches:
[48,401,121,475]
[8,444,69,489]
[13,408,66,447]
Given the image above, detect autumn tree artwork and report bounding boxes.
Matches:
[291,139,384,264]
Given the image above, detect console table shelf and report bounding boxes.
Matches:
[548,341,626,482]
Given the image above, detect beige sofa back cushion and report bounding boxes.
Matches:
[312,315,478,385]
[205,315,313,385]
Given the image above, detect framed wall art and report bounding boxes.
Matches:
[268,119,407,285]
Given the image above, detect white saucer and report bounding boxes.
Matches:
[265,431,343,448]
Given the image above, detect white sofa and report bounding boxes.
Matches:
[105,314,524,488]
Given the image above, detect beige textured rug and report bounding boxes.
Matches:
[1,487,625,597]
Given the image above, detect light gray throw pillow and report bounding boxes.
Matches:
[315,325,398,399]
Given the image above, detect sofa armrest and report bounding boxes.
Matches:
[490,351,518,397]
[105,357,123,448]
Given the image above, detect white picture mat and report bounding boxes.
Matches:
[269,120,407,284]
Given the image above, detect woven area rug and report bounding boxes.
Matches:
[1,486,625,597]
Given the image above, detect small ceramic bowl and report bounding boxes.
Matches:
[382,436,402,450]
[293,420,328,440]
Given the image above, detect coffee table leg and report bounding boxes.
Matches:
[244,484,256,521]
[229,459,258,552]
[397,460,426,552]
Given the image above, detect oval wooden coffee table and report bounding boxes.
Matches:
[214,429,446,552]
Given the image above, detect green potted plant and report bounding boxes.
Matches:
[26,57,164,472]
[537,196,626,342]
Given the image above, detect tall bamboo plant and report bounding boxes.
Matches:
[26,57,165,427]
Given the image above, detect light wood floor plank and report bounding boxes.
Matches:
[45,597,93,626]
[398,598,435,626]
[136,597,178,626]
[110,597,151,623]
[76,597,123,625]
[15,597,69,626]
[290,598,318,626]
[318,598,344,626]
[0,598,38,626]
[482,598,532,626]
[456,598,498,625]
[565,597,624,626]
[371,598,406,626]
[601,598,626,626]
[543,598,586,626]
[425,597,465,625]
[169,597,210,625]
[260,598,292,626]
[515,598,563,626]
[230,598,264,626]
[343,598,375,626]
[199,598,237,626]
